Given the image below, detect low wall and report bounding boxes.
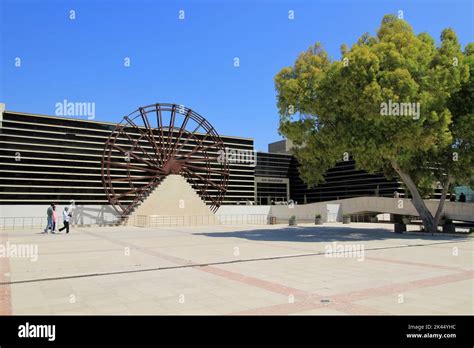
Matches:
[1,197,472,229]
[216,205,272,216]
[217,197,474,223]
[218,204,331,221]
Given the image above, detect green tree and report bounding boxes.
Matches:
[275,15,472,233]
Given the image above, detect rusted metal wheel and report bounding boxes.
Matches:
[101,103,229,216]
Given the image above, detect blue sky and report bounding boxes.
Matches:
[1,0,472,151]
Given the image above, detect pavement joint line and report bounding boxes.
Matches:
[1,239,470,286]
[4,226,472,315]
[247,238,471,272]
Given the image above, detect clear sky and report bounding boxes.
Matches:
[1,0,472,151]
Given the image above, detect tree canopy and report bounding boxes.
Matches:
[275,14,473,232]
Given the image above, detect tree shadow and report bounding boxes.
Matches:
[193,225,465,243]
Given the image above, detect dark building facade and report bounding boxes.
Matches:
[288,158,402,203]
[255,141,402,205]
[254,152,291,205]
[1,107,403,214]
[0,110,255,207]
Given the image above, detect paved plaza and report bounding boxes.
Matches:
[0,223,472,315]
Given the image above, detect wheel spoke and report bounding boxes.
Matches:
[109,143,156,168]
[181,163,230,176]
[178,142,219,161]
[104,160,165,174]
[167,109,191,160]
[155,104,166,164]
[110,175,158,182]
[112,181,156,200]
[172,118,207,157]
[116,127,159,166]
[124,116,160,166]
[140,107,163,166]
[164,105,176,162]
[182,167,223,191]
[103,104,229,216]
[181,155,220,162]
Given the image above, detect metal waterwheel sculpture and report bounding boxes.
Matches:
[101,103,229,217]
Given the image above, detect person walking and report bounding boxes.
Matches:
[52,205,58,233]
[459,192,466,202]
[43,203,55,233]
[59,207,71,233]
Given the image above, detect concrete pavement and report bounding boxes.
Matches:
[0,222,472,315]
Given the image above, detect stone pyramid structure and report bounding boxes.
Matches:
[128,174,214,226]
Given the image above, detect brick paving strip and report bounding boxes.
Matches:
[2,229,472,315]
[87,232,474,315]
[234,270,473,315]
[78,231,412,315]
[0,230,12,314]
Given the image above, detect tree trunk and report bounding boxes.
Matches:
[391,160,438,233]
[433,176,452,227]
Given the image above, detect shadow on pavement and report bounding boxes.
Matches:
[194,225,465,243]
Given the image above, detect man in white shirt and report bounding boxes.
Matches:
[58,207,71,233]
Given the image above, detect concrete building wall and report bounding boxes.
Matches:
[216,205,272,216]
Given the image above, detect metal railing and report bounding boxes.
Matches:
[0,216,48,230]
[268,215,322,225]
[0,212,402,230]
[268,214,388,224]
[1,214,268,230]
[134,214,268,227]
[0,215,126,230]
